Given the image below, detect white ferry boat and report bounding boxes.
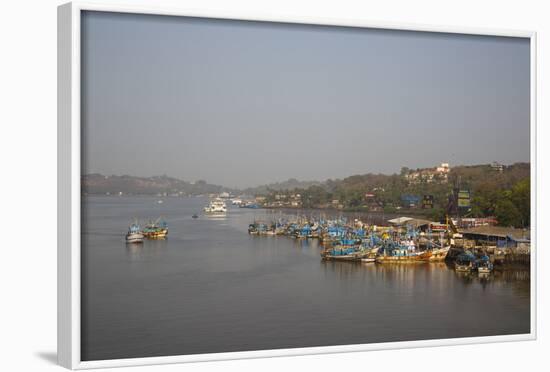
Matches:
[204,198,227,213]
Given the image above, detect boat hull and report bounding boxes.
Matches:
[455,264,474,272]
[126,233,144,243]
[322,254,362,261]
[143,229,168,239]
[375,251,431,263]
[428,246,451,262]
[204,209,227,213]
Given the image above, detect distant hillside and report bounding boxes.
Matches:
[82,174,233,196]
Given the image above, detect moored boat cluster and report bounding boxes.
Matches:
[454,251,494,273]
[248,216,491,273]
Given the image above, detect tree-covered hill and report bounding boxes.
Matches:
[259,163,530,227]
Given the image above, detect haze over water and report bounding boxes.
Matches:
[81,196,530,361]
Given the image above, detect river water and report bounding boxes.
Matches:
[81,196,530,361]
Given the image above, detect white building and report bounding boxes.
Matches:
[404,162,451,184]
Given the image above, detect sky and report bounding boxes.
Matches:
[81,11,530,189]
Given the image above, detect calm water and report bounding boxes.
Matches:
[81,196,530,361]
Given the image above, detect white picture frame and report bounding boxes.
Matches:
[58,1,537,369]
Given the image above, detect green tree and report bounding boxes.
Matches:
[495,198,522,227]
[511,178,530,227]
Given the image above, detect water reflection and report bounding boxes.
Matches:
[453,268,530,282]
[204,214,228,221]
[292,237,321,250]
[320,260,529,290]
[125,238,168,261]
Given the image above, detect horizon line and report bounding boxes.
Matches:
[82,160,531,189]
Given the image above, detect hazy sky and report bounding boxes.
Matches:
[81,11,530,188]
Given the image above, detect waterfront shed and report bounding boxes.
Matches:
[459,226,530,250]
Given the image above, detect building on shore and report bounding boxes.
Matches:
[459,225,530,253]
[387,217,435,231]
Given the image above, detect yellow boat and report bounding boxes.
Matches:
[142,218,168,239]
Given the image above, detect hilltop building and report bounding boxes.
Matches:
[491,162,504,172]
[404,162,451,185]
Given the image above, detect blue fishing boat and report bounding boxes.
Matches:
[296,224,312,239]
[455,251,476,272]
[321,245,362,261]
[476,255,494,274]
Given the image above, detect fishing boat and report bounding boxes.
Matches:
[321,245,363,261]
[375,249,431,263]
[295,224,312,239]
[320,235,368,261]
[248,223,259,235]
[455,252,476,272]
[375,240,431,263]
[274,222,287,235]
[476,255,494,274]
[142,218,168,239]
[204,198,227,213]
[125,221,144,244]
[428,245,451,262]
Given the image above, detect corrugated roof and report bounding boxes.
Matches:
[388,217,413,224]
[388,217,434,227]
[459,225,530,240]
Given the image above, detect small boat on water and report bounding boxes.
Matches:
[361,257,376,263]
[321,245,363,261]
[248,223,259,235]
[476,255,494,274]
[125,222,144,244]
[142,218,168,239]
[204,198,227,213]
[240,202,260,209]
[360,246,380,263]
[192,214,199,219]
[455,252,476,272]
